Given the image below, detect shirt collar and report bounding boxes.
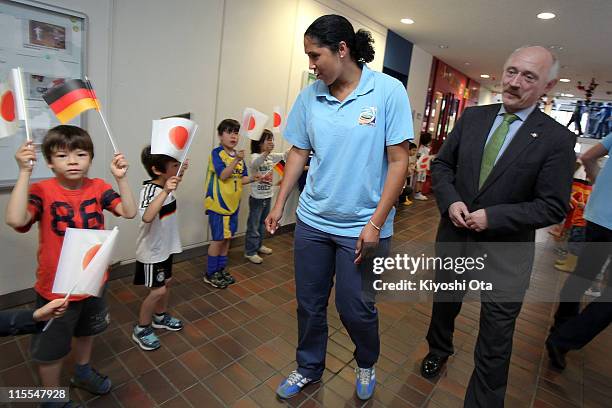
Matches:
[315,64,375,100]
[498,104,536,122]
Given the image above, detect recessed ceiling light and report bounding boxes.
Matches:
[480,74,490,79]
[548,45,564,51]
[537,12,556,20]
[438,45,449,49]
[464,62,471,66]
[559,78,571,83]
[400,18,414,25]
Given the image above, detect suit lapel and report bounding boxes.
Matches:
[471,105,501,194]
[477,108,545,196]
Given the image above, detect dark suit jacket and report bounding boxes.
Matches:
[433,103,576,242]
[431,104,576,294]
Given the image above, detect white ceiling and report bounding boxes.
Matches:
[342,0,612,100]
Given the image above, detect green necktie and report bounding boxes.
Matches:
[479,113,519,188]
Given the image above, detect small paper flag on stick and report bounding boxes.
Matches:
[43,227,118,332]
[272,105,285,134]
[42,79,98,124]
[0,76,18,139]
[273,160,285,177]
[151,117,198,162]
[51,227,119,298]
[239,108,269,141]
[417,154,431,171]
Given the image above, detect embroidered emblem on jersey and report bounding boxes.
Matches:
[358,107,377,126]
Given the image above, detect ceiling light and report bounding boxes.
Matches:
[400,18,414,25]
[559,78,571,83]
[537,12,556,20]
[548,45,564,51]
[480,74,490,79]
[464,62,471,66]
[438,45,448,49]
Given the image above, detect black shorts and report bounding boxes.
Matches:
[30,290,110,362]
[133,255,174,288]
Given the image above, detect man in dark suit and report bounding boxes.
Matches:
[420,46,576,407]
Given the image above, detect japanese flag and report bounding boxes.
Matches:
[417,154,432,171]
[239,107,269,140]
[272,105,285,134]
[52,227,119,297]
[0,79,18,139]
[151,117,198,162]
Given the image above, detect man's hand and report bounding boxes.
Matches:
[466,209,488,232]
[448,201,469,228]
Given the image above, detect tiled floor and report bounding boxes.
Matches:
[1,199,610,407]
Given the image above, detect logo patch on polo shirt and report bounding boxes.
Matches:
[358,107,377,126]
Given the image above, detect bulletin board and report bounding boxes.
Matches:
[0,0,87,188]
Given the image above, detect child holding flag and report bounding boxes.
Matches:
[5,125,136,400]
[132,146,187,351]
[245,129,287,264]
[414,132,432,201]
[204,119,258,288]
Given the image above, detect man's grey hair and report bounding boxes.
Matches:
[506,45,560,82]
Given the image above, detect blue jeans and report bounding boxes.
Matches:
[293,218,390,379]
[245,196,271,256]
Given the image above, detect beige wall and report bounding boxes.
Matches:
[0,0,389,296]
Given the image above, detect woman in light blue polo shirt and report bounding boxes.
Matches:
[265,14,412,400]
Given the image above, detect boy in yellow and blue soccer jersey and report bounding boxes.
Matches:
[204,119,257,288]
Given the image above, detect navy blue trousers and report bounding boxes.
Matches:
[293,219,390,379]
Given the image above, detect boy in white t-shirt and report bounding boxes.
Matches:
[132,146,188,351]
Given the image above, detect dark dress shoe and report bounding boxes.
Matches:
[420,353,448,379]
[545,337,567,370]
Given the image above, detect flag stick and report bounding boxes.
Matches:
[84,76,118,153]
[13,68,34,166]
[176,127,197,176]
[170,127,197,198]
[41,285,75,332]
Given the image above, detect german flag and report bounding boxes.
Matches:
[273,160,285,177]
[42,79,99,124]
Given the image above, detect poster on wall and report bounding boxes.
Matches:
[0,0,86,188]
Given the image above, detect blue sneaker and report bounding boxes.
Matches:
[355,366,376,400]
[70,366,112,395]
[132,325,161,351]
[152,313,183,331]
[276,370,318,399]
